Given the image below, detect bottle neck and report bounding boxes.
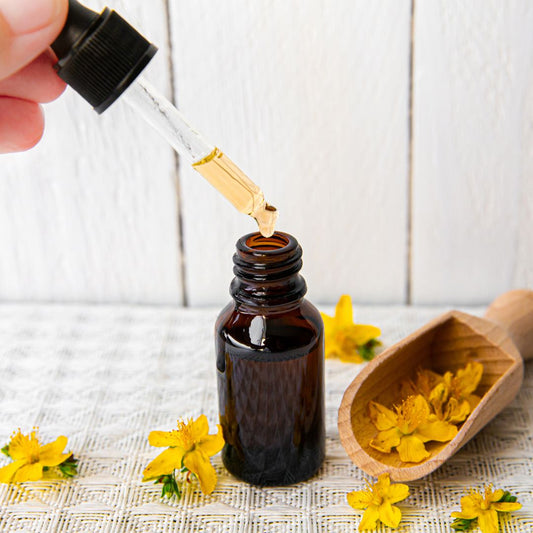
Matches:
[230,232,307,309]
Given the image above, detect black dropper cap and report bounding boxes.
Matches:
[51,0,157,114]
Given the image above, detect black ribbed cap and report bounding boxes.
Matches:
[51,1,157,114]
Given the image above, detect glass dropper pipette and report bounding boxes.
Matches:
[50,0,277,237]
[122,77,278,237]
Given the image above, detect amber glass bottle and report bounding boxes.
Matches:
[215,231,325,486]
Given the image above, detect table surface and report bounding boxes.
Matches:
[0,304,531,533]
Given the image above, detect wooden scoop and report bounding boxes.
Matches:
[338,289,533,481]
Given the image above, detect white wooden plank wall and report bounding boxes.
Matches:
[0,0,182,304]
[412,0,533,305]
[0,0,531,306]
[170,0,410,306]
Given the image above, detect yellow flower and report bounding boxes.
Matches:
[347,473,409,530]
[369,395,458,462]
[444,361,483,411]
[428,382,471,424]
[401,368,444,399]
[321,295,381,362]
[451,486,522,533]
[0,429,72,483]
[143,415,224,495]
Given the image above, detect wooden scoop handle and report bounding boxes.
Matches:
[485,289,533,361]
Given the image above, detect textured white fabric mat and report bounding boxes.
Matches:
[0,304,531,532]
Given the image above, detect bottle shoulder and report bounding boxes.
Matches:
[215,299,323,354]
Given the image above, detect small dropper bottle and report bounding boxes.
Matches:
[216,232,325,485]
[51,0,278,237]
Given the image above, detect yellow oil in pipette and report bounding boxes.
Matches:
[192,148,277,237]
[123,78,277,237]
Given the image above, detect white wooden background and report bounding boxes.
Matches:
[1,0,532,307]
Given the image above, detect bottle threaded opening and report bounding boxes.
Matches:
[234,232,302,276]
[245,232,290,251]
[231,231,306,306]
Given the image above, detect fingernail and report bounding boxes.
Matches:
[0,0,61,35]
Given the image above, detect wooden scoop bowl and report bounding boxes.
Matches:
[338,289,533,481]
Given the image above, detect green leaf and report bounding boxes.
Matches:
[496,491,517,503]
[358,338,382,361]
[154,473,181,500]
[450,517,476,531]
[58,456,79,478]
[1,444,10,458]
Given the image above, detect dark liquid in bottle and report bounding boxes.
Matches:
[216,231,325,486]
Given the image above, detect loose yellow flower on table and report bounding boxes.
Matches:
[369,395,457,463]
[451,486,522,533]
[321,295,381,362]
[143,415,224,499]
[0,428,76,482]
[347,473,409,531]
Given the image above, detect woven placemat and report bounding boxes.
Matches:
[0,304,531,532]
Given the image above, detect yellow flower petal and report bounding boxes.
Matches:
[8,431,37,461]
[489,488,504,502]
[13,463,43,482]
[368,401,397,431]
[374,472,391,493]
[190,415,209,442]
[412,394,431,421]
[456,494,481,519]
[492,501,522,512]
[451,511,471,519]
[417,419,457,443]
[0,460,26,484]
[348,324,382,346]
[477,509,499,533]
[335,295,354,329]
[320,312,336,331]
[359,505,380,531]
[322,296,380,362]
[143,447,185,481]
[39,436,71,467]
[183,449,217,495]
[347,489,373,510]
[378,502,402,528]
[444,398,471,424]
[466,393,481,411]
[370,428,401,454]
[386,482,410,504]
[396,435,429,463]
[198,425,224,457]
[324,340,341,359]
[417,368,444,397]
[339,349,363,363]
[148,430,181,448]
[455,362,483,396]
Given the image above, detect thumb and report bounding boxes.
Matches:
[0,0,68,80]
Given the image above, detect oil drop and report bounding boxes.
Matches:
[192,148,277,237]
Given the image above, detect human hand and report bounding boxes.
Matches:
[0,0,68,154]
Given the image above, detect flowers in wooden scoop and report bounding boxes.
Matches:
[321,295,381,362]
[451,486,521,532]
[369,395,457,462]
[369,362,483,463]
[0,428,77,482]
[347,473,409,530]
[143,415,224,499]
